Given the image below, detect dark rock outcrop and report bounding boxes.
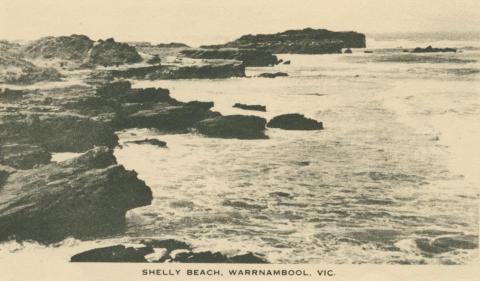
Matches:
[23,34,94,61]
[344,48,353,54]
[181,48,279,66]
[195,115,267,139]
[415,235,478,254]
[71,245,154,262]
[412,46,457,53]
[156,42,190,48]
[124,139,167,148]
[283,60,291,64]
[257,72,288,78]
[0,147,152,242]
[70,240,268,263]
[203,28,366,54]
[0,115,119,152]
[90,60,245,80]
[233,103,266,112]
[267,113,323,130]
[88,38,142,66]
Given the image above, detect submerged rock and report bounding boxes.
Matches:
[124,139,167,148]
[0,147,152,242]
[267,113,323,130]
[233,103,266,112]
[181,48,279,66]
[257,72,288,78]
[195,115,267,139]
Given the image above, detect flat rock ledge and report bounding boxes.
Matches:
[0,147,152,243]
[195,115,268,139]
[71,239,268,263]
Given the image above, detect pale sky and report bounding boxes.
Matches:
[1,0,480,46]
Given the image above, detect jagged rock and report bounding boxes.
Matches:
[202,28,366,54]
[124,139,167,148]
[412,46,457,53]
[233,103,266,112]
[0,143,51,169]
[267,113,323,130]
[195,115,267,139]
[0,115,118,152]
[23,34,94,60]
[71,245,154,262]
[88,38,142,66]
[181,48,279,66]
[0,147,152,242]
[258,72,288,78]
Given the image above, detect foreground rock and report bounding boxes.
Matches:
[412,46,457,53]
[267,113,323,130]
[71,240,268,263]
[195,115,267,139]
[258,72,288,78]
[89,60,245,81]
[0,143,51,169]
[181,48,278,66]
[0,147,152,242]
[233,103,266,112]
[203,28,366,54]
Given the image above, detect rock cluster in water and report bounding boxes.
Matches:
[181,48,279,66]
[202,28,366,54]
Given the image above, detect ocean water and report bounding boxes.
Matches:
[1,39,479,264]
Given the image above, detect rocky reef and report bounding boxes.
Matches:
[412,46,457,53]
[258,72,288,78]
[181,48,279,66]
[0,147,152,242]
[203,28,366,54]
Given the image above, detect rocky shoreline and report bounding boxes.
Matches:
[0,28,341,262]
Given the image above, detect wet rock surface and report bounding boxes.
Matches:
[412,46,457,53]
[0,147,152,243]
[195,115,268,139]
[124,139,167,148]
[267,113,324,130]
[70,240,268,263]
